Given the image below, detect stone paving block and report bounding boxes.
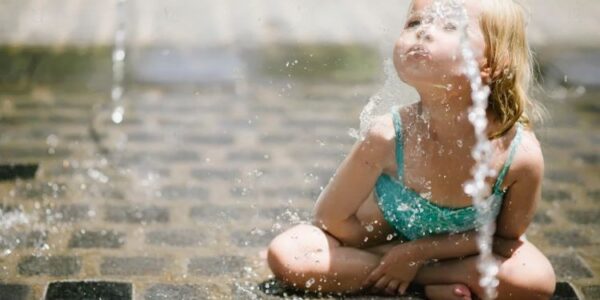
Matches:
[0,163,38,181]
[231,229,278,247]
[548,254,594,279]
[582,285,600,299]
[15,181,69,200]
[45,281,132,300]
[257,207,312,221]
[226,151,272,162]
[18,256,81,276]
[44,204,93,222]
[145,284,211,300]
[229,186,257,198]
[545,230,592,247]
[145,229,206,247]
[588,189,600,201]
[68,229,125,248]
[190,168,239,181]
[533,211,553,225]
[156,150,200,162]
[545,170,581,184]
[100,257,166,276]
[0,145,71,160]
[188,256,246,276]
[551,282,580,300]
[0,230,47,249]
[160,185,209,201]
[566,209,600,225]
[261,187,318,200]
[0,284,29,300]
[182,134,234,145]
[542,189,572,202]
[259,134,295,144]
[189,205,253,222]
[105,205,169,224]
[574,152,599,165]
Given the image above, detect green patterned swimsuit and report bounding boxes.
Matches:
[374,106,523,241]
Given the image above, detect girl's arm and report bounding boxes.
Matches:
[313,116,395,247]
[400,229,522,264]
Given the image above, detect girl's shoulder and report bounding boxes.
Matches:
[503,125,544,186]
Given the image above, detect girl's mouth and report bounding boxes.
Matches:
[406,45,430,57]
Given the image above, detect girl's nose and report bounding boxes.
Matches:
[416,28,432,42]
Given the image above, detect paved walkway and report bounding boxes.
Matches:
[0,1,599,299]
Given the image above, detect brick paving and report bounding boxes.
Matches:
[0,51,598,299]
[1,2,600,300]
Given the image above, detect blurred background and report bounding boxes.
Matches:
[0,0,598,299]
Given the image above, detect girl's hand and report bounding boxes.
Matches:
[362,243,425,295]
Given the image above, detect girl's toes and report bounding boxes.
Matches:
[425,284,472,300]
[453,283,472,299]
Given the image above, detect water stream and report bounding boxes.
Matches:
[355,0,500,298]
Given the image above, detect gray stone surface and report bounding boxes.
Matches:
[105,205,169,224]
[188,256,246,276]
[548,255,594,279]
[0,284,29,300]
[545,231,592,247]
[45,281,132,300]
[145,229,206,247]
[68,230,126,249]
[582,285,600,299]
[100,257,166,276]
[18,256,81,276]
[566,210,600,225]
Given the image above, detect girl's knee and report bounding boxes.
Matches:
[266,224,327,278]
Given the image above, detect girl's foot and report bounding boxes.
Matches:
[425,283,472,300]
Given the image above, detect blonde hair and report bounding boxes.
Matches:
[479,0,545,139]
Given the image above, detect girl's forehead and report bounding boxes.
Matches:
[409,0,482,17]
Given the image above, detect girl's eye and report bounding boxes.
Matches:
[407,20,421,28]
[444,22,457,31]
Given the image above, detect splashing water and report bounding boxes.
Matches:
[431,0,500,298]
[89,0,128,153]
[349,59,418,140]
[111,0,127,124]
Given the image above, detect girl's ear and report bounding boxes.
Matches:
[480,58,493,85]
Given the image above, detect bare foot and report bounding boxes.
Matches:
[425,283,472,300]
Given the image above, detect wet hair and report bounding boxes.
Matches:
[479,0,545,138]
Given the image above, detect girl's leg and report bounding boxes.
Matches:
[414,240,556,300]
[267,223,383,293]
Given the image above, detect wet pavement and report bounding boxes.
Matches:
[0,43,598,299]
[2,1,600,298]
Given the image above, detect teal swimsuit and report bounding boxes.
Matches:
[374,106,523,241]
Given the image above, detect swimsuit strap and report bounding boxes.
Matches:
[391,106,404,179]
[492,123,523,193]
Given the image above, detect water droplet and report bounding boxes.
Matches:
[305,278,315,288]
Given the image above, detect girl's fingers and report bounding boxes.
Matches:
[398,281,411,295]
[374,275,391,291]
[385,280,401,295]
[363,266,382,286]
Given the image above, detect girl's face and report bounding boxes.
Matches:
[393,0,486,88]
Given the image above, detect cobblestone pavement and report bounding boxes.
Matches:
[1,1,600,299]
[0,42,599,299]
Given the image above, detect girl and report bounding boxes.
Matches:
[267,0,556,299]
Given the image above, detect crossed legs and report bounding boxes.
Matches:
[267,223,555,299]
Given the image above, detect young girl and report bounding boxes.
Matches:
[267,0,556,299]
